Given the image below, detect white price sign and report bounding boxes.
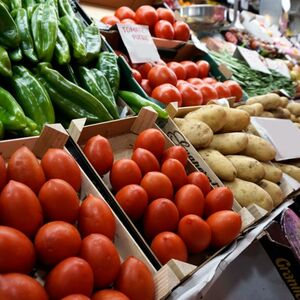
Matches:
[266,58,291,78]
[117,23,160,64]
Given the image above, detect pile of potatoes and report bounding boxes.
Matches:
[173,104,300,213]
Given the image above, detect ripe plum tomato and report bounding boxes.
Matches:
[157,7,175,24]
[115,184,148,221]
[154,20,174,39]
[141,79,152,95]
[62,295,91,300]
[178,214,211,253]
[115,6,135,20]
[78,194,116,240]
[151,83,182,106]
[202,77,217,84]
[92,290,129,300]
[196,60,210,78]
[167,62,186,80]
[140,171,173,202]
[143,198,179,240]
[132,69,142,84]
[206,210,241,248]
[135,5,158,27]
[213,82,231,99]
[177,82,203,106]
[198,84,218,104]
[187,172,211,196]
[34,221,81,266]
[80,234,120,289]
[115,256,155,300]
[151,232,188,264]
[109,159,142,192]
[187,78,203,85]
[162,146,188,167]
[161,158,188,190]
[180,61,198,79]
[131,148,160,175]
[134,128,165,159]
[134,63,153,78]
[0,273,48,300]
[83,135,114,176]
[173,21,190,41]
[0,155,7,191]
[204,187,234,217]
[0,226,35,274]
[224,80,243,102]
[147,65,177,88]
[101,16,120,26]
[45,257,94,299]
[121,18,136,24]
[174,184,205,217]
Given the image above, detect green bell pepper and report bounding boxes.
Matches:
[8,47,23,62]
[54,27,71,65]
[0,46,12,77]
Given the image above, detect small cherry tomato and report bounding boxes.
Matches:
[187,172,211,196]
[154,20,174,39]
[151,83,182,106]
[213,82,231,99]
[132,69,142,84]
[196,60,210,78]
[135,5,158,27]
[148,65,177,88]
[173,21,190,41]
[157,7,175,24]
[101,16,120,26]
[162,146,188,167]
[167,62,186,80]
[115,6,135,20]
[180,61,199,79]
[177,82,203,106]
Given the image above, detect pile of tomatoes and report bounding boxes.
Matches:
[0,147,155,300]
[83,128,242,265]
[101,6,191,42]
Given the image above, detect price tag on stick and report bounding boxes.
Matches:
[117,23,160,64]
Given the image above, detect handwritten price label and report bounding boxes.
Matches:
[117,23,160,64]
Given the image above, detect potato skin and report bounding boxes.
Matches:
[287,102,300,117]
[274,163,300,182]
[246,93,281,110]
[224,178,273,212]
[227,155,265,183]
[237,103,263,116]
[279,97,288,108]
[198,149,237,181]
[219,108,250,133]
[258,179,283,207]
[260,111,274,118]
[261,162,283,183]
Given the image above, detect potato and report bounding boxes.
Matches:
[209,133,248,155]
[184,105,227,133]
[294,123,300,129]
[273,163,300,182]
[240,134,276,162]
[245,124,260,136]
[198,149,237,181]
[252,103,264,116]
[219,107,250,133]
[226,155,265,183]
[269,107,291,119]
[287,102,300,116]
[279,97,289,108]
[290,114,298,122]
[237,103,263,116]
[224,178,273,212]
[260,162,283,183]
[257,179,283,207]
[174,118,213,149]
[246,93,281,110]
[260,111,274,118]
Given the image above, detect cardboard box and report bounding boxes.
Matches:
[80,0,158,10]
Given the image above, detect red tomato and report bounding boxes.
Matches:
[62,295,91,300]
[0,180,43,238]
[154,20,174,39]
[80,234,120,289]
[135,5,158,27]
[0,273,48,300]
[78,194,116,240]
[224,80,243,102]
[134,63,153,79]
[115,256,155,300]
[83,135,114,176]
[161,158,188,190]
[187,78,203,85]
[143,198,179,240]
[148,65,177,88]
[155,59,167,66]
[202,77,216,84]
[45,257,94,300]
[0,226,35,274]
[140,79,153,95]
[115,184,148,221]
[162,146,188,167]
[196,60,210,78]
[131,148,160,175]
[132,69,142,84]
[34,221,81,266]
[173,21,190,41]
[121,18,136,24]
[115,6,135,20]
[178,214,211,253]
[109,159,142,192]
[151,83,182,106]
[180,61,198,79]
[151,232,188,264]
[38,179,80,223]
[198,84,218,104]
[140,172,173,202]
[157,7,175,23]
[204,187,233,216]
[177,82,203,106]
[0,155,7,191]
[174,184,205,217]
[7,146,45,194]
[187,172,211,196]
[176,79,189,88]
[167,62,186,80]
[92,290,129,300]
[114,50,130,64]
[213,82,231,99]
[41,148,81,192]
[206,210,241,248]
[101,16,120,26]
[134,128,165,159]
